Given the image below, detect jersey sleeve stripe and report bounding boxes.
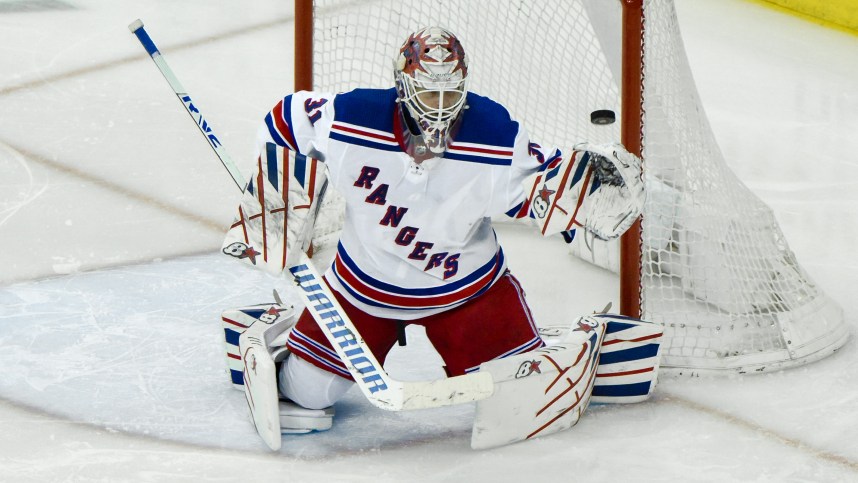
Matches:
[264,112,288,147]
[274,98,299,151]
[264,98,298,152]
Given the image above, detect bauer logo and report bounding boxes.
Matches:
[289,264,389,394]
[515,360,542,378]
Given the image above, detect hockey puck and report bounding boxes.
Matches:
[590,109,616,125]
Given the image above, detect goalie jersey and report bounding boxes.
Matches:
[255,88,558,320]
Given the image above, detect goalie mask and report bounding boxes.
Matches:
[394,27,468,158]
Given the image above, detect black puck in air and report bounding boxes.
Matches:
[590,109,616,125]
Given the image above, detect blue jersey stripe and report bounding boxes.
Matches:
[332,263,502,311]
[281,95,297,150]
[264,113,289,148]
[330,132,401,152]
[444,151,512,166]
[337,243,504,296]
[332,267,413,310]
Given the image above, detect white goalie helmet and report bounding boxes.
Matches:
[394,27,469,156]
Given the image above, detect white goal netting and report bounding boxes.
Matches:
[307,0,848,372]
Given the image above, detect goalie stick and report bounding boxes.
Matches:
[128,19,494,411]
[128,19,246,191]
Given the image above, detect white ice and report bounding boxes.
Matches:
[1,0,857,481]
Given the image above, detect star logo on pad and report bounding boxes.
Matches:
[576,319,599,333]
[515,360,543,378]
[266,306,285,317]
[538,185,555,202]
[240,246,261,265]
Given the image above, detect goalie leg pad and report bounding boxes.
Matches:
[470,320,606,450]
[240,323,283,450]
[222,302,298,391]
[540,314,664,403]
[589,314,664,404]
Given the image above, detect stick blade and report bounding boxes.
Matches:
[392,372,494,410]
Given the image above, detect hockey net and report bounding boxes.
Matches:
[299,0,848,373]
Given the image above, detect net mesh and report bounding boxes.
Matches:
[308,0,847,371]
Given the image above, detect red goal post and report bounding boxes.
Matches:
[291,0,847,373]
[619,0,644,320]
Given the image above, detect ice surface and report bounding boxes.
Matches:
[1,0,857,481]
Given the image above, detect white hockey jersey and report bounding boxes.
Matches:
[255,88,558,320]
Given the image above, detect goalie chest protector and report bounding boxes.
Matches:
[269,88,542,319]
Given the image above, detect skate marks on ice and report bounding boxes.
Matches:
[0,141,48,230]
[0,253,477,457]
[1,252,857,473]
[0,13,293,98]
[0,0,75,14]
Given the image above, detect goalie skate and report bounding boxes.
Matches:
[279,401,334,434]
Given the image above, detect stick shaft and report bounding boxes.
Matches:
[128,19,246,190]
